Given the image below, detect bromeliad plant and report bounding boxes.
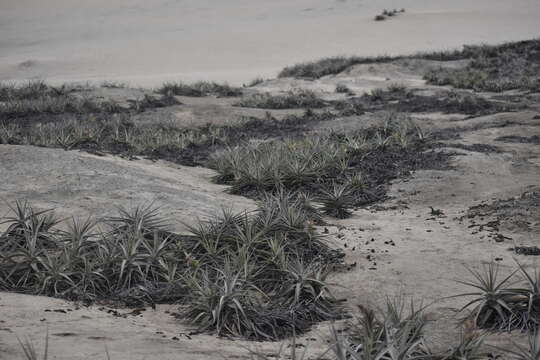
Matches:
[179,193,344,339]
[207,121,434,219]
[0,202,186,303]
[318,183,355,219]
[0,196,344,340]
[455,263,519,330]
[496,330,540,360]
[235,89,327,109]
[454,262,540,332]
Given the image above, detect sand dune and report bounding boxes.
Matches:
[1,0,540,86]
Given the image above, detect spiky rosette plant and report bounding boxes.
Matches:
[317,183,355,219]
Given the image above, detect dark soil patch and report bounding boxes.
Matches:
[131,94,181,110]
[157,81,242,97]
[0,93,179,123]
[231,111,334,140]
[495,135,540,144]
[435,143,502,153]
[431,129,463,141]
[464,188,540,235]
[217,136,454,211]
[236,90,327,109]
[490,94,529,103]
[334,90,515,116]
[144,142,211,167]
[53,332,78,337]
[431,120,520,141]
[144,111,334,166]
[0,113,83,128]
[348,146,453,206]
[512,246,540,256]
[1,110,333,167]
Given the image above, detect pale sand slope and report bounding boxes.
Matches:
[1,0,540,86]
[0,147,255,233]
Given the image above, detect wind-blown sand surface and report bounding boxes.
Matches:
[1,0,540,86]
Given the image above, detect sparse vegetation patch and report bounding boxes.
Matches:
[278,38,540,91]
[157,81,242,97]
[333,88,513,116]
[0,109,333,166]
[236,90,327,109]
[278,49,465,79]
[245,77,265,87]
[335,84,354,95]
[495,135,540,144]
[208,116,451,217]
[0,81,179,120]
[374,8,405,21]
[250,296,492,360]
[424,39,540,92]
[455,262,540,331]
[0,199,344,340]
[465,189,540,237]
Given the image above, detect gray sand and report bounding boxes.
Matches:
[1,0,540,86]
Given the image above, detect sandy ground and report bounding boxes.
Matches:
[1,60,540,357]
[1,109,539,359]
[1,0,540,86]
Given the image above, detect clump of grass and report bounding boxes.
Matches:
[208,119,445,217]
[166,198,343,339]
[351,297,429,358]
[333,87,511,116]
[0,81,182,119]
[454,262,519,330]
[131,93,180,111]
[335,84,354,95]
[0,104,335,166]
[454,262,540,332]
[279,39,539,81]
[387,83,408,94]
[333,101,365,116]
[0,96,122,118]
[496,330,540,360]
[318,183,355,219]
[18,330,50,360]
[248,297,429,359]
[279,55,401,79]
[374,8,405,21]
[236,90,327,109]
[100,81,127,89]
[0,81,145,120]
[246,77,265,87]
[0,81,126,118]
[424,39,540,92]
[369,88,386,101]
[157,81,242,97]
[1,198,344,340]
[0,80,69,101]
[0,115,225,160]
[0,202,186,303]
